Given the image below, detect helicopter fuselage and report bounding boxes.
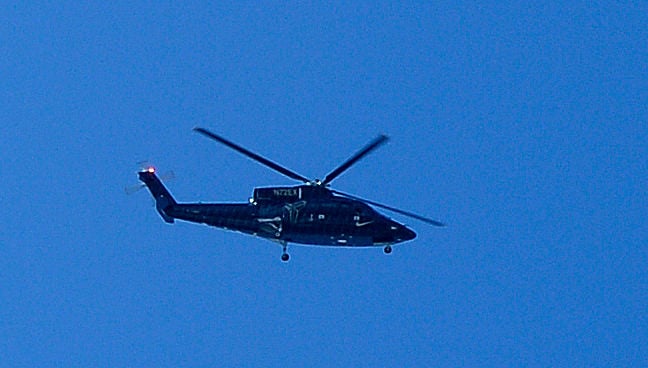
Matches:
[136,127,443,261]
[140,170,416,247]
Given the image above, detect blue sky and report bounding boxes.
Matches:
[1,2,646,366]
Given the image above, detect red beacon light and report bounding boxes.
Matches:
[146,167,155,173]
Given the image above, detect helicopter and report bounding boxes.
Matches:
[136,127,444,261]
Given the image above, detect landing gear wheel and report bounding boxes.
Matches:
[281,242,289,262]
[384,245,392,254]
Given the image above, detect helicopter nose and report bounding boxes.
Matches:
[402,226,417,241]
[393,224,416,242]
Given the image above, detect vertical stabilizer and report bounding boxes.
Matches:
[138,168,176,223]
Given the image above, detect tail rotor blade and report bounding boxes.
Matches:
[125,183,146,195]
[159,170,175,182]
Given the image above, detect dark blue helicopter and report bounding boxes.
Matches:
[137,127,444,261]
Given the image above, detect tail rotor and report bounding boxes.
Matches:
[124,163,175,195]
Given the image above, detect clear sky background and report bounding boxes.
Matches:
[1,2,646,366]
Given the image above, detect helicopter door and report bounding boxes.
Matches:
[282,201,307,230]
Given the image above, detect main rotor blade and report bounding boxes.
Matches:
[322,134,389,186]
[332,190,446,227]
[193,127,311,183]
